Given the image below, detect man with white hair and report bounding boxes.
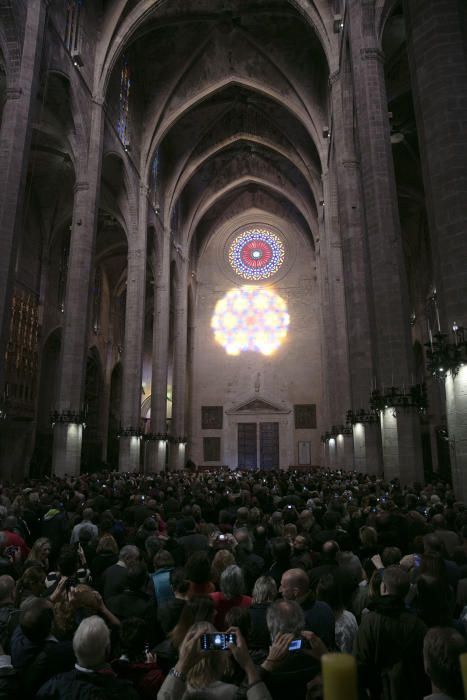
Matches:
[36,616,139,699]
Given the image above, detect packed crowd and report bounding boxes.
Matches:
[0,467,466,699]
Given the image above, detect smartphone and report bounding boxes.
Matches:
[288,638,309,652]
[200,633,236,651]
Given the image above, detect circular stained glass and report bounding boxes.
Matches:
[229,228,285,280]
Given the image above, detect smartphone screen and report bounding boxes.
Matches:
[288,638,304,652]
[200,633,236,651]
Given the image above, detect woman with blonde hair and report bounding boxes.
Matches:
[211,549,235,588]
[158,622,272,700]
[25,537,51,572]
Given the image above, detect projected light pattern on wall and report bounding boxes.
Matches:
[229,229,285,280]
[211,287,289,356]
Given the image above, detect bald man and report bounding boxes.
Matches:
[280,568,335,649]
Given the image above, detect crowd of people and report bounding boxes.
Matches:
[0,466,465,699]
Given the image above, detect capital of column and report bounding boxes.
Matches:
[359,47,385,63]
[74,181,90,193]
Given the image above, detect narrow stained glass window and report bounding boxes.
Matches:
[117,56,131,147]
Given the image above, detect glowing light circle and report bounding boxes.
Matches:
[229,229,285,280]
[211,286,290,356]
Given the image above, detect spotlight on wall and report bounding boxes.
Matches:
[124,144,132,154]
[333,14,344,33]
[322,126,330,139]
[72,53,84,68]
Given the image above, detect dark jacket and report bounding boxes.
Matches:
[102,563,128,601]
[107,590,159,644]
[10,627,74,699]
[299,592,336,651]
[36,666,140,700]
[354,595,429,700]
[260,653,320,700]
[111,658,165,700]
[248,602,271,650]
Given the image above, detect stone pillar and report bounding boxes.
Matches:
[146,227,171,473]
[52,102,105,476]
[445,367,467,503]
[169,257,188,471]
[0,0,46,394]
[119,184,149,472]
[320,170,352,428]
[329,68,383,475]
[99,340,114,464]
[354,423,382,476]
[403,0,467,491]
[348,0,423,483]
[328,438,337,469]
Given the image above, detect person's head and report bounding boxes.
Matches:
[381,547,402,568]
[279,568,310,601]
[0,575,15,605]
[381,566,410,600]
[27,538,51,564]
[220,565,244,600]
[169,597,215,649]
[431,514,446,531]
[225,606,251,639]
[321,540,340,562]
[82,508,94,522]
[266,599,305,641]
[368,569,384,604]
[119,617,150,661]
[316,573,343,614]
[252,575,277,604]
[153,550,175,571]
[211,549,235,584]
[19,597,54,643]
[73,616,110,669]
[271,537,291,563]
[170,567,189,597]
[181,516,196,535]
[416,574,453,627]
[96,534,118,555]
[185,551,211,585]
[183,622,230,689]
[293,535,308,552]
[359,526,377,548]
[424,627,467,698]
[57,545,79,576]
[126,561,148,592]
[119,544,140,567]
[16,565,46,602]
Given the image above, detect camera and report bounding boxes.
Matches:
[288,638,310,652]
[200,633,236,651]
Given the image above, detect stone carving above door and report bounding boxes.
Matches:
[227,396,290,415]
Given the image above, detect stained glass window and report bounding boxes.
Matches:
[117,57,131,146]
[229,228,285,280]
[211,286,289,356]
[65,0,84,53]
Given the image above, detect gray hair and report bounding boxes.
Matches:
[119,545,140,565]
[266,600,305,641]
[73,616,110,669]
[252,576,277,604]
[220,565,244,600]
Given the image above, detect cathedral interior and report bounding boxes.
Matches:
[0,1,466,493]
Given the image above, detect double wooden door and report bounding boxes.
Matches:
[237,422,279,469]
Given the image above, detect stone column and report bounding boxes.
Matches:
[403,0,467,494]
[169,256,188,471]
[348,0,423,484]
[329,68,383,475]
[0,0,46,394]
[119,184,149,472]
[146,227,170,472]
[52,101,105,476]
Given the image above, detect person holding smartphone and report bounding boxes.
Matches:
[157,623,272,700]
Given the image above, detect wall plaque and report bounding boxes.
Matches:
[202,405,223,429]
[294,404,316,429]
